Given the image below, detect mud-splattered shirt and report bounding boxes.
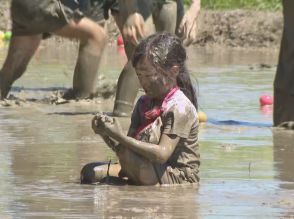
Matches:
[130,89,200,182]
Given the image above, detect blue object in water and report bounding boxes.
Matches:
[207,118,273,127]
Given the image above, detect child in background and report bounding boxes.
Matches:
[89,32,200,185]
[0,0,116,100]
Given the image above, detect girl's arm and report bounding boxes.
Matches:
[99,117,180,164]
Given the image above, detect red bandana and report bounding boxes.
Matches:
[133,86,179,138]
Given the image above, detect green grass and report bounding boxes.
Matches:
[184,0,282,10]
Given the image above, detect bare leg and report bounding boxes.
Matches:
[113,61,140,116]
[80,146,158,185]
[117,147,158,185]
[0,35,42,99]
[112,15,155,117]
[273,0,294,126]
[80,162,122,184]
[54,18,107,99]
[112,1,179,117]
[153,0,178,33]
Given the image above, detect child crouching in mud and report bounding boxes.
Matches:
[87,32,200,185]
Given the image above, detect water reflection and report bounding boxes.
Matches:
[93,185,199,218]
[1,42,294,217]
[273,128,294,189]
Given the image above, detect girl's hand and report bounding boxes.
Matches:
[92,114,124,140]
[92,114,106,135]
[102,117,124,140]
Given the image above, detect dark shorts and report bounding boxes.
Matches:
[11,0,118,37]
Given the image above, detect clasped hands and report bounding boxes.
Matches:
[92,113,124,140]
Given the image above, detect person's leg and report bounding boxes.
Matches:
[80,146,159,185]
[152,0,178,33]
[112,3,155,117]
[273,0,294,126]
[0,34,42,99]
[54,17,107,99]
[116,146,159,185]
[274,88,294,126]
[80,161,122,184]
[112,61,140,116]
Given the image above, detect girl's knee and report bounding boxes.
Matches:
[138,167,158,185]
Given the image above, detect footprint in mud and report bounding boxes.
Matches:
[0,81,117,107]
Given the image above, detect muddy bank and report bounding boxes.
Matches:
[108,9,283,48]
[0,2,283,48]
[196,10,282,48]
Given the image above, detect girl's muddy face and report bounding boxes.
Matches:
[135,58,174,99]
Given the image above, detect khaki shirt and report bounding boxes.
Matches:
[130,90,200,182]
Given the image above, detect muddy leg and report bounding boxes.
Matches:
[112,0,180,117]
[273,0,294,126]
[113,60,140,117]
[112,13,155,117]
[117,147,158,185]
[0,35,42,99]
[274,88,294,126]
[54,17,107,99]
[153,0,178,33]
[81,147,159,185]
[80,162,122,184]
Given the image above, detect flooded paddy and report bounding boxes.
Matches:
[0,41,293,218]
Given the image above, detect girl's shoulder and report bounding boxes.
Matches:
[165,90,198,118]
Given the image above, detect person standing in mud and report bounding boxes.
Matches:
[88,33,200,185]
[112,0,201,116]
[274,0,294,128]
[0,0,118,100]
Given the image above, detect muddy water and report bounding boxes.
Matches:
[0,41,293,218]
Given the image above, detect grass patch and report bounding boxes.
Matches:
[184,0,282,10]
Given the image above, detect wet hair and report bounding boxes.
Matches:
[132,32,198,110]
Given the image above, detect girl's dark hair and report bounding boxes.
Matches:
[132,32,198,110]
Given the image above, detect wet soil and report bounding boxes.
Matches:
[196,10,283,48]
[0,3,283,48]
[0,2,10,31]
[0,75,117,107]
[1,46,293,218]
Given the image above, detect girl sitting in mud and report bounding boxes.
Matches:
[88,32,200,185]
